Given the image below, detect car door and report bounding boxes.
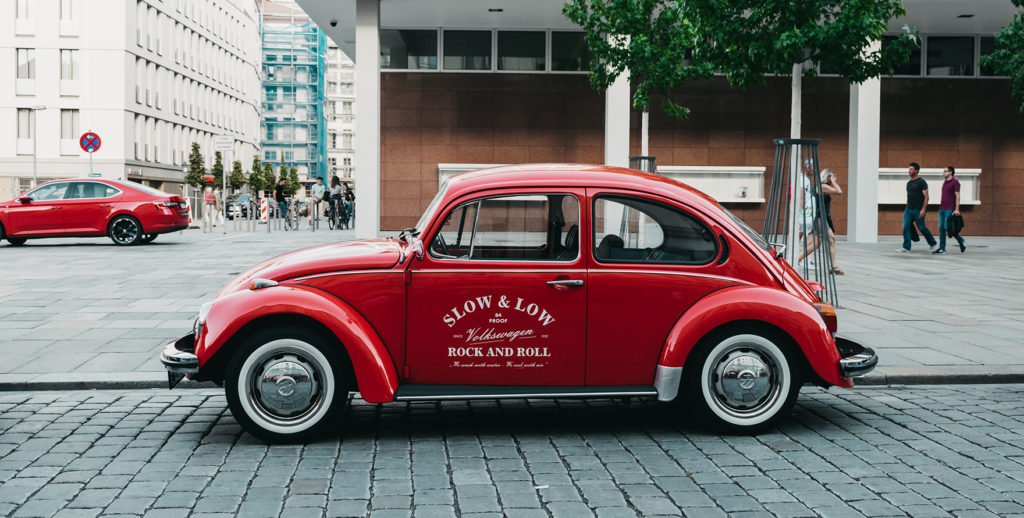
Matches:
[406,189,587,386]
[585,190,735,386]
[62,182,123,234]
[7,182,70,235]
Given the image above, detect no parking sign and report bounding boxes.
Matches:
[79,132,101,153]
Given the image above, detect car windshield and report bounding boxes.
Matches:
[721,206,771,251]
[112,180,171,197]
[413,182,449,237]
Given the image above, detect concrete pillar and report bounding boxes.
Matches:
[604,73,630,168]
[847,41,882,243]
[354,0,380,238]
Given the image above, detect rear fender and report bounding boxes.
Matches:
[196,284,400,403]
[659,285,849,388]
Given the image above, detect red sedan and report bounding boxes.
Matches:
[161,164,876,442]
[0,179,189,246]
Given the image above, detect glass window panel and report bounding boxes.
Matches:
[883,35,921,76]
[927,36,974,76]
[61,50,78,80]
[443,30,491,71]
[18,109,32,139]
[61,0,73,20]
[61,110,79,139]
[17,49,35,79]
[380,29,437,70]
[16,0,29,18]
[593,195,717,265]
[498,31,545,71]
[552,32,592,71]
[980,37,999,77]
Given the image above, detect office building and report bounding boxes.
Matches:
[325,43,355,186]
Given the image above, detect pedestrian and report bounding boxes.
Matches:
[795,161,820,268]
[310,177,326,227]
[819,169,844,274]
[202,186,217,233]
[328,176,343,226]
[897,162,937,253]
[934,165,967,254]
[274,179,288,221]
[345,190,356,229]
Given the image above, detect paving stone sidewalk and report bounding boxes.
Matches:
[2,384,1024,517]
[0,230,1021,388]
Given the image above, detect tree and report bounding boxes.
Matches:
[185,143,206,188]
[262,163,275,195]
[248,156,264,193]
[211,151,224,189]
[564,0,918,137]
[980,0,1024,112]
[228,160,246,192]
[286,166,301,196]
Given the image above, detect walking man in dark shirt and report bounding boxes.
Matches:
[898,162,937,253]
[934,165,966,254]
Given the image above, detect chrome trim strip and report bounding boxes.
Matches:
[395,390,658,401]
[839,346,878,378]
[414,269,587,274]
[160,342,199,375]
[591,270,747,284]
[292,270,405,282]
[654,365,683,402]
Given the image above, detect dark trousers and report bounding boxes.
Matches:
[902,208,936,250]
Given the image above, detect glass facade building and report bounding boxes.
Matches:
[260,9,326,182]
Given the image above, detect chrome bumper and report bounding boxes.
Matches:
[836,336,878,378]
[160,332,198,389]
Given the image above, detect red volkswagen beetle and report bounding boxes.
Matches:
[0,179,189,246]
[161,164,876,442]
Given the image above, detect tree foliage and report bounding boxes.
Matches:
[211,151,224,189]
[980,0,1024,112]
[563,0,919,119]
[185,143,206,188]
[228,160,246,191]
[287,166,301,196]
[261,163,275,195]
[248,156,264,193]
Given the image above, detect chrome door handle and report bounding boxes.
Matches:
[546,279,583,287]
[50,206,62,210]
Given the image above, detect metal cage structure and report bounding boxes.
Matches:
[762,139,839,306]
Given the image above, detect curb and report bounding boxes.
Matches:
[4,366,1024,392]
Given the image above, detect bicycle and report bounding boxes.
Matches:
[327,195,341,230]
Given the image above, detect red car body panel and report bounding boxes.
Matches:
[185,164,860,402]
[0,179,188,240]
[195,283,401,403]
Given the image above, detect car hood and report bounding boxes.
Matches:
[218,238,403,297]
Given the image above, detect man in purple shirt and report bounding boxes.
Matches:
[934,166,966,254]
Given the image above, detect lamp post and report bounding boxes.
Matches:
[31,105,47,189]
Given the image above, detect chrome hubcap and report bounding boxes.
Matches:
[248,351,323,424]
[112,219,138,243]
[708,346,782,417]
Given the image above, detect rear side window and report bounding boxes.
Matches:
[430,194,579,261]
[593,195,717,265]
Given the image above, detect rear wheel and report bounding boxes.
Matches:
[108,215,142,246]
[684,328,801,434]
[225,327,348,443]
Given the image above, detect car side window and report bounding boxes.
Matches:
[593,195,717,265]
[66,182,120,200]
[27,182,70,201]
[430,194,579,261]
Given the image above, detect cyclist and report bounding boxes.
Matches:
[328,176,343,229]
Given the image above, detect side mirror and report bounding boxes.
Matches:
[412,239,424,260]
[17,195,31,203]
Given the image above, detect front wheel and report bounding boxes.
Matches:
[684,329,801,434]
[108,215,142,246]
[225,327,348,443]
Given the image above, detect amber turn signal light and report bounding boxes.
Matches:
[813,302,837,333]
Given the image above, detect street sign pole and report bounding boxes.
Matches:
[214,135,234,235]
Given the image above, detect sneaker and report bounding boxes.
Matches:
[929,244,936,252]
[932,249,946,255]
[960,242,966,253]
[895,248,910,253]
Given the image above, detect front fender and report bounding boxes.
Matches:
[196,284,400,403]
[659,285,850,388]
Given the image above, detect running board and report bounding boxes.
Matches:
[393,384,658,401]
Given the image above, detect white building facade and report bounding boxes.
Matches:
[325,43,356,186]
[0,0,262,202]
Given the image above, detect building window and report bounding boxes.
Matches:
[60,0,73,20]
[883,35,921,75]
[343,157,351,166]
[552,32,592,72]
[17,49,35,79]
[342,101,353,114]
[927,36,974,76]
[329,157,337,166]
[60,50,79,80]
[331,133,337,147]
[443,30,491,71]
[60,109,80,139]
[980,37,998,77]
[264,150,276,161]
[17,109,33,139]
[380,29,438,70]
[16,0,29,18]
[283,151,294,162]
[498,31,545,71]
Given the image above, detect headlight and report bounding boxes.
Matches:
[194,301,213,343]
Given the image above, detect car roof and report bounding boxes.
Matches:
[444,163,722,211]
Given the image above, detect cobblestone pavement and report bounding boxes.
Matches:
[3,384,1024,517]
